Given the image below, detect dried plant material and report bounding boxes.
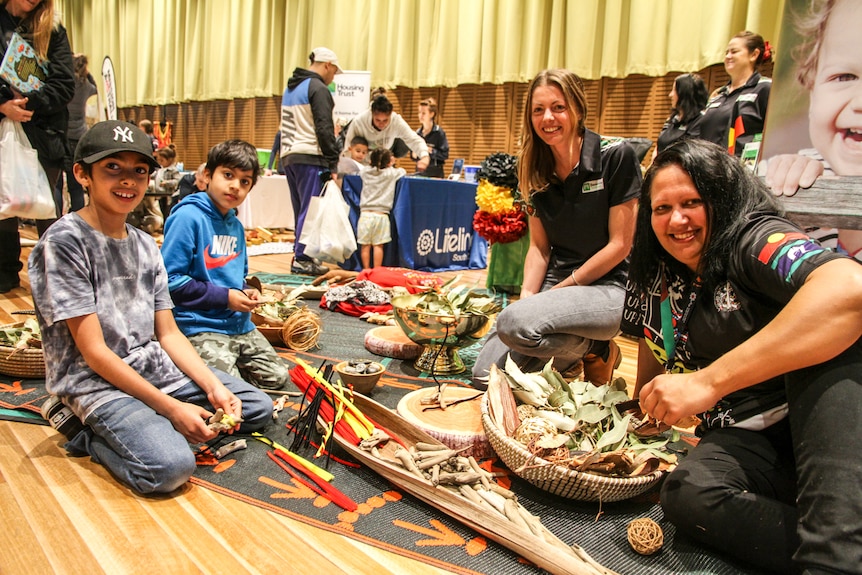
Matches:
[513,416,557,445]
[487,364,520,436]
[282,308,322,351]
[500,357,679,478]
[535,434,571,450]
[0,319,41,351]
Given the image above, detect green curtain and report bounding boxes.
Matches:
[57,0,784,108]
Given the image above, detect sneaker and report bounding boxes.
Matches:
[583,340,622,386]
[40,395,86,440]
[291,257,328,276]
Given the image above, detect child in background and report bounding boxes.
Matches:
[358,148,405,268]
[138,119,158,151]
[153,145,183,218]
[161,140,289,391]
[175,163,208,204]
[29,121,271,495]
[337,135,369,175]
[126,145,179,233]
[764,0,862,261]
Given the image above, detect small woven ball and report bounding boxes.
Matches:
[627,517,663,555]
[516,403,537,420]
[513,416,557,445]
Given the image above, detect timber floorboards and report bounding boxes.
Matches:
[0,225,639,575]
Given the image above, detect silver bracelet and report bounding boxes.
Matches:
[571,270,579,286]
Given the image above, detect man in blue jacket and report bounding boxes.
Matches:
[279,47,343,276]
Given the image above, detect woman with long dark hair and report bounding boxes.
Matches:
[655,73,708,154]
[624,139,862,573]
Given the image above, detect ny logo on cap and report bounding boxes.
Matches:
[113,126,134,143]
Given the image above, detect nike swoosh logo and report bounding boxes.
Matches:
[203,244,240,269]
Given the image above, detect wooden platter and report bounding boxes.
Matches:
[396,387,492,459]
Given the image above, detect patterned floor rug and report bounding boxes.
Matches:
[0,304,766,575]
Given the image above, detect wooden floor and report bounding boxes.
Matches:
[0,225,639,575]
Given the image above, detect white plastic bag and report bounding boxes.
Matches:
[0,118,55,220]
[299,179,357,264]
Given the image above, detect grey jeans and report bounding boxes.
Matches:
[471,282,625,387]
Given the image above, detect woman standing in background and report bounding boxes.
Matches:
[415,97,449,177]
[0,0,74,293]
[59,53,98,212]
[699,31,772,157]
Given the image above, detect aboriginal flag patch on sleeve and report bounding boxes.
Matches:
[756,232,827,282]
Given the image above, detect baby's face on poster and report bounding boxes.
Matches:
[808,0,862,176]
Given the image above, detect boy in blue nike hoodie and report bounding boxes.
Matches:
[161,140,288,390]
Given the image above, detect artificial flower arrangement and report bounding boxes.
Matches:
[472,153,528,244]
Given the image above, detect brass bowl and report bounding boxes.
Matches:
[390,295,493,375]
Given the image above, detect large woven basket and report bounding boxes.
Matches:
[480,392,665,502]
[0,322,46,379]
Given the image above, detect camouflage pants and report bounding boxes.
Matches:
[187,329,288,390]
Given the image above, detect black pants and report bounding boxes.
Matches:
[661,340,862,574]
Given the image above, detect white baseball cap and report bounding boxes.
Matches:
[309,47,343,74]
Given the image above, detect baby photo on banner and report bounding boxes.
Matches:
[757,0,862,260]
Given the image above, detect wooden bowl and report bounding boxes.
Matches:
[334,360,384,395]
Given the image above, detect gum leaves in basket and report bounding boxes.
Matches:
[290,358,617,575]
[482,359,678,502]
[0,319,46,378]
[252,291,322,351]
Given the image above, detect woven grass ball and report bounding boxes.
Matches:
[627,517,664,555]
[513,416,557,445]
[516,403,537,420]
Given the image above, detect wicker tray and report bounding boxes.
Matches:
[480,391,664,503]
[0,346,46,378]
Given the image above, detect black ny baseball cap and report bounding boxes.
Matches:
[74,120,159,170]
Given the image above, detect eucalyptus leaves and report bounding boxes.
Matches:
[501,356,678,477]
[0,319,41,350]
[389,276,500,318]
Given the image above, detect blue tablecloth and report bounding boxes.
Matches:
[341,176,488,272]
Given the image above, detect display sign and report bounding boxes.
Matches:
[101,56,117,121]
[332,71,371,124]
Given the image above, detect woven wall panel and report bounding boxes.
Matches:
[120,63,757,172]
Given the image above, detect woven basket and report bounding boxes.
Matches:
[0,346,46,378]
[480,392,664,502]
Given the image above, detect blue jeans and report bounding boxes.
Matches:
[471,282,625,386]
[284,163,325,259]
[66,368,272,494]
[661,340,862,574]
